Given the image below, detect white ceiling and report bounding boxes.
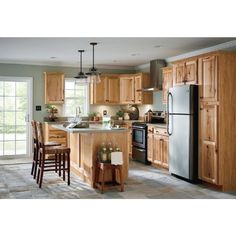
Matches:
[0,37,235,69]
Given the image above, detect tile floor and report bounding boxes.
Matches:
[0,160,236,199]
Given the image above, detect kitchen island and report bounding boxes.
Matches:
[52,124,129,187]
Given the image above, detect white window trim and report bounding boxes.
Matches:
[63,78,90,117]
[0,76,33,158]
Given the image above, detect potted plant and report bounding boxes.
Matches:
[116,110,124,120]
[88,112,97,121]
[46,104,58,121]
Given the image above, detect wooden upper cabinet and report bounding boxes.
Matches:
[200,103,219,184]
[198,55,218,102]
[173,62,185,85]
[173,59,198,86]
[44,72,65,104]
[119,76,135,104]
[106,75,120,103]
[185,60,198,83]
[91,75,107,104]
[134,74,142,104]
[162,67,173,104]
[91,74,120,104]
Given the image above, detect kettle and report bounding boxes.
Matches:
[144,109,153,123]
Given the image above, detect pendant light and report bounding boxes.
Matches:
[86,42,101,83]
[74,50,87,82]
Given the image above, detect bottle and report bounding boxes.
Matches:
[107,142,113,162]
[99,142,108,162]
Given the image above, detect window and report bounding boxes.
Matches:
[63,79,89,117]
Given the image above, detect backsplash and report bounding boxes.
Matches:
[48,91,166,119]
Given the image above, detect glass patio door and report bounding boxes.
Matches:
[0,77,32,158]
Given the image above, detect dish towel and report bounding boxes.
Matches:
[111,152,123,165]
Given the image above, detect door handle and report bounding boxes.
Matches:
[25,114,30,122]
[167,92,173,136]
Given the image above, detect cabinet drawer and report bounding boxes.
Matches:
[154,128,168,136]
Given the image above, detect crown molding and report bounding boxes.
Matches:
[0,60,135,70]
[165,39,236,62]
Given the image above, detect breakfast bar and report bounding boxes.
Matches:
[52,124,129,187]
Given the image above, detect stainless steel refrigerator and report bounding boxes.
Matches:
[167,84,198,181]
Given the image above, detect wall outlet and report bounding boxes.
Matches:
[36,105,41,111]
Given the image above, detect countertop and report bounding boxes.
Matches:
[52,124,128,133]
[147,123,167,129]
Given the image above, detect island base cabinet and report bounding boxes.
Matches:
[69,131,129,187]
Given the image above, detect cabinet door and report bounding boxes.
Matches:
[153,134,162,165]
[162,68,173,104]
[107,76,120,103]
[147,132,154,162]
[199,55,218,101]
[200,104,218,184]
[44,72,64,104]
[173,62,185,86]
[134,75,142,104]
[92,76,107,104]
[162,136,169,169]
[185,59,198,84]
[120,76,135,104]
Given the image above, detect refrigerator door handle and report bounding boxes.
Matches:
[167,92,173,136]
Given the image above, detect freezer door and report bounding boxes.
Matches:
[169,85,191,114]
[169,114,190,179]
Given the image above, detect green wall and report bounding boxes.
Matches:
[0,63,135,121]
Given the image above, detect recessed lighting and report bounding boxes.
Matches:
[50,56,56,59]
[154,45,161,48]
[131,53,139,56]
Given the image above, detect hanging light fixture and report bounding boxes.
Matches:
[74,50,87,82]
[86,42,101,83]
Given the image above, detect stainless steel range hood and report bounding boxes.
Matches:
[142,59,166,92]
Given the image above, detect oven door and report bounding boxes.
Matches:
[132,146,147,164]
[132,127,146,149]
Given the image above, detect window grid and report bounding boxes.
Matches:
[63,79,89,117]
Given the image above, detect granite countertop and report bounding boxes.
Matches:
[147,123,167,129]
[52,124,128,133]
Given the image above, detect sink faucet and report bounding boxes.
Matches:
[76,106,81,117]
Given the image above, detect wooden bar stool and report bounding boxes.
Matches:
[95,159,124,194]
[30,120,61,179]
[35,121,71,188]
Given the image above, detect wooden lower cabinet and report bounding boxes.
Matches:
[147,132,154,162]
[44,123,68,146]
[148,126,169,169]
[201,142,218,184]
[162,136,169,169]
[199,103,219,184]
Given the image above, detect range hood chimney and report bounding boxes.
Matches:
[142,59,166,92]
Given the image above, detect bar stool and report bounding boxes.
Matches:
[95,158,124,194]
[35,121,71,188]
[30,120,61,179]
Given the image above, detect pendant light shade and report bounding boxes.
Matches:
[74,50,87,82]
[86,42,101,83]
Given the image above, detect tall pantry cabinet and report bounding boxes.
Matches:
[198,51,236,191]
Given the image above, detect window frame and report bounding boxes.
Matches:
[63,78,90,117]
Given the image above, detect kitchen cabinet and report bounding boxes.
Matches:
[90,74,120,104]
[148,125,169,169]
[199,103,218,184]
[134,73,153,104]
[147,127,154,162]
[44,72,65,104]
[44,123,68,147]
[122,122,133,158]
[119,75,135,104]
[162,67,173,104]
[173,59,198,86]
[198,55,218,102]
